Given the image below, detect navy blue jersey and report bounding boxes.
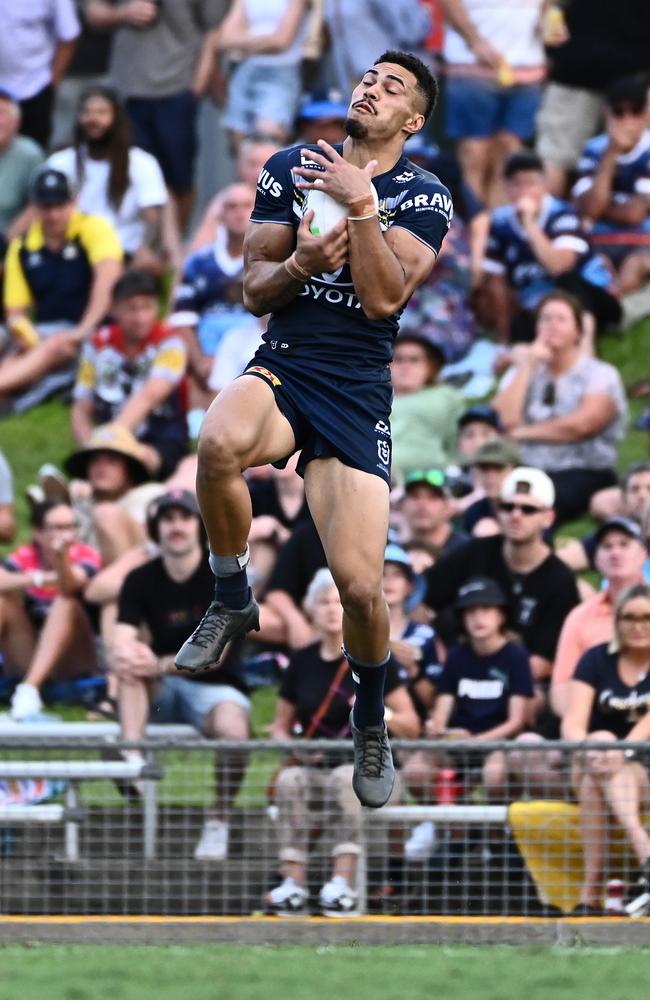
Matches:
[574,642,650,738]
[484,194,612,310]
[573,131,650,241]
[437,640,534,734]
[250,143,452,377]
[172,240,244,323]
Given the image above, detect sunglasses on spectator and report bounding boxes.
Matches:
[618,613,650,625]
[498,501,544,516]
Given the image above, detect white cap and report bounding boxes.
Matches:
[500,466,555,509]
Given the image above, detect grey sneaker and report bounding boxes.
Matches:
[175,595,260,672]
[349,710,395,808]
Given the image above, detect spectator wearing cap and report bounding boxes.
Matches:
[0,499,102,721]
[456,404,502,461]
[551,518,649,719]
[493,290,628,525]
[0,1,80,149]
[424,467,580,706]
[482,151,622,345]
[384,543,441,724]
[391,332,464,485]
[573,76,650,298]
[0,90,45,241]
[400,469,468,558]
[193,0,310,157]
[295,88,348,146]
[461,437,521,537]
[403,575,536,861]
[71,270,189,480]
[110,488,251,862]
[0,167,122,413]
[558,461,650,574]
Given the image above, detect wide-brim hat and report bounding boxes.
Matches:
[64,424,150,484]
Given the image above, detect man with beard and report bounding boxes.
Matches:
[111,489,250,861]
[175,51,452,809]
[47,86,174,275]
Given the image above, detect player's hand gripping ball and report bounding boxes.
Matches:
[306,182,379,235]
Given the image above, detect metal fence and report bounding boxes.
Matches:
[0,734,647,918]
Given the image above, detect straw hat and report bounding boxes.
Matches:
[64,424,150,484]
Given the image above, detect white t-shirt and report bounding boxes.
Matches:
[47,146,167,254]
[209,318,265,392]
[444,0,545,67]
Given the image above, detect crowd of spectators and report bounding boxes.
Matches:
[0,0,650,917]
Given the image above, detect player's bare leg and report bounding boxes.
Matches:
[305,458,394,807]
[175,375,295,671]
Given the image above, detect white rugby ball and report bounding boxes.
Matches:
[306,182,379,235]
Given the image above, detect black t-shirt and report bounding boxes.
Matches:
[547,0,650,90]
[279,642,403,738]
[264,519,326,604]
[250,143,452,377]
[574,643,650,738]
[462,497,495,534]
[248,477,311,530]
[117,556,247,693]
[424,535,580,661]
[437,640,533,733]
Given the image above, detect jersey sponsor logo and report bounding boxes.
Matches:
[399,191,453,219]
[257,168,283,199]
[394,169,417,183]
[374,420,390,436]
[244,365,282,387]
[553,213,580,231]
[298,283,362,309]
[517,596,538,626]
[598,688,650,719]
[26,252,42,267]
[63,244,79,259]
[457,678,505,699]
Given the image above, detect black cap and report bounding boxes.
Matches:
[455,576,509,611]
[595,516,646,547]
[606,76,648,114]
[31,168,73,206]
[458,405,502,432]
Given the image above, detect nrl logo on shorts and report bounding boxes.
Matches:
[374,420,390,436]
[377,439,390,464]
[394,170,417,183]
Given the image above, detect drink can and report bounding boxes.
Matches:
[435,768,462,805]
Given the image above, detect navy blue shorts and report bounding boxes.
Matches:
[126,91,197,195]
[241,353,393,486]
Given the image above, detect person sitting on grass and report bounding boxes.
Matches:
[71,269,189,480]
[0,500,102,721]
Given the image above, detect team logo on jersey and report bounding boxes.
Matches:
[63,244,79,259]
[377,439,390,465]
[245,365,282,387]
[394,170,417,183]
[374,420,390,436]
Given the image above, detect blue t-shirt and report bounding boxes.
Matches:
[485,194,612,310]
[250,143,452,377]
[437,640,533,734]
[573,131,650,239]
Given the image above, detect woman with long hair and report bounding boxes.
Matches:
[563,583,650,915]
[492,290,628,524]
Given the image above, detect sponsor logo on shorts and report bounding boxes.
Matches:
[245,365,282,387]
[374,420,390,436]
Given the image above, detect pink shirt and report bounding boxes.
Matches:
[551,590,614,687]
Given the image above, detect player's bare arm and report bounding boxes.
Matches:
[243,214,348,316]
[294,140,436,319]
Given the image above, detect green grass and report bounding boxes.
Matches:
[2,944,650,1000]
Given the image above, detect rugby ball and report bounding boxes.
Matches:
[306,182,379,235]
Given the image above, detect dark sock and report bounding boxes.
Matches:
[214,568,250,610]
[346,649,388,729]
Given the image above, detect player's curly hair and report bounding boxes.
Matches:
[374,50,439,123]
